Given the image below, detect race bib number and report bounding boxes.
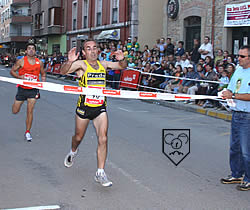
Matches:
[24,73,38,82]
[85,86,104,105]
[85,95,104,105]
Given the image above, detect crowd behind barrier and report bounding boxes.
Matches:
[0,36,239,111]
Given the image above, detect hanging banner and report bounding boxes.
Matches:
[224,2,250,27]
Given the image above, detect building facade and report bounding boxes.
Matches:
[66,0,134,51]
[138,0,165,49]
[31,0,67,55]
[163,0,250,54]
[0,0,32,54]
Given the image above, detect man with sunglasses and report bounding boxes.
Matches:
[221,45,250,191]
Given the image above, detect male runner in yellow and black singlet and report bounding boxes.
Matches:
[60,39,127,187]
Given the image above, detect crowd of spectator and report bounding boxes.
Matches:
[0,35,239,110]
[98,35,238,110]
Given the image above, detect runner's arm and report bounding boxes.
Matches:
[39,60,46,82]
[10,58,24,79]
[60,60,85,75]
[60,47,85,75]
[101,50,127,70]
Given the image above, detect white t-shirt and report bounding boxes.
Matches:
[199,43,214,59]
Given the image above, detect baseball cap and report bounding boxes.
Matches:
[187,64,193,68]
[154,62,161,66]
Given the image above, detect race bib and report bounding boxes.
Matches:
[24,73,38,82]
[85,95,105,105]
[85,86,104,106]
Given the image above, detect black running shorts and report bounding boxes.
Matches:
[15,87,39,101]
[76,104,107,120]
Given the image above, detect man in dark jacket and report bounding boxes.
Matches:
[190,39,201,67]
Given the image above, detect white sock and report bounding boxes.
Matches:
[97,168,104,175]
[70,149,77,155]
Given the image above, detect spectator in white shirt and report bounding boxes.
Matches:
[198,36,214,59]
[180,54,190,69]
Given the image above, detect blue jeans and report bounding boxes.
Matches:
[230,111,250,182]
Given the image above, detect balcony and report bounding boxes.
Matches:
[10,36,32,42]
[10,32,32,37]
[48,0,61,9]
[48,25,62,34]
[12,0,30,6]
[11,15,32,24]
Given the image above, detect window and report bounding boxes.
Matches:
[52,44,60,54]
[111,0,118,24]
[96,0,102,26]
[82,0,88,28]
[72,1,77,30]
[71,40,76,48]
[40,12,44,28]
[17,25,22,36]
[35,14,40,29]
[49,8,62,26]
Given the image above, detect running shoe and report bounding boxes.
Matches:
[94,171,112,187]
[220,175,243,184]
[236,181,250,191]
[25,132,32,142]
[64,150,78,168]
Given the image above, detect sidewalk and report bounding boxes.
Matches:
[47,74,232,122]
[144,100,232,121]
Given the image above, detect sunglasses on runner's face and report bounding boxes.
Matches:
[238,54,250,58]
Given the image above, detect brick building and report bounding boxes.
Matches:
[163,0,250,54]
[0,0,32,54]
[66,0,134,51]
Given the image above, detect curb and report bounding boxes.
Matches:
[47,75,232,121]
[144,100,232,122]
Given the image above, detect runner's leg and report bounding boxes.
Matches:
[93,112,108,169]
[26,98,36,131]
[72,115,90,152]
[12,100,24,114]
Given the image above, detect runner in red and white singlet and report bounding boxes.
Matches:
[10,43,46,141]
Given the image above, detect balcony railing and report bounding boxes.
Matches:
[11,15,32,23]
[10,32,32,37]
[12,0,30,5]
[48,0,61,8]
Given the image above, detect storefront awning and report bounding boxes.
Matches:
[224,2,250,27]
[95,29,120,41]
[77,35,89,40]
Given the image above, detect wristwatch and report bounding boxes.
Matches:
[232,93,236,99]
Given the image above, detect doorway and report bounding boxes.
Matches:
[232,27,250,55]
[184,16,201,51]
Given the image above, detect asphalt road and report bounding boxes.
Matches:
[0,67,249,210]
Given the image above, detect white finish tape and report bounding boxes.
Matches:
[0,76,219,101]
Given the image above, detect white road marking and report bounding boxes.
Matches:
[2,205,60,210]
[108,161,153,193]
[118,107,148,113]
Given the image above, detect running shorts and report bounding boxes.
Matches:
[75,104,107,120]
[15,87,39,101]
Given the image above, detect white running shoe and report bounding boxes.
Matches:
[94,171,112,187]
[64,150,78,168]
[25,132,32,142]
